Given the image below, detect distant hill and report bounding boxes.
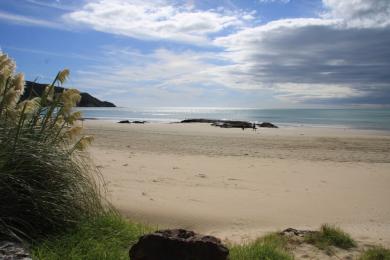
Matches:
[22,81,116,107]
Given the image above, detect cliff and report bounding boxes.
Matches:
[22,81,116,107]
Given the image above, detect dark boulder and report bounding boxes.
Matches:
[218,121,252,128]
[129,229,229,260]
[132,121,147,124]
[257,122,278,128]
[181,119,218,123]
[181,118,253,129]
[118,120,131,123]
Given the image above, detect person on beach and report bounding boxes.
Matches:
[252,123,257,132]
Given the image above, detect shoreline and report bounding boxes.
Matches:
[83,119,390,137]
[84,120,390,246]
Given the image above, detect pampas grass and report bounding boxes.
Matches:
[0,52,107,241]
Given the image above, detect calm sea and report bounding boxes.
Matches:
[76,107,390,131]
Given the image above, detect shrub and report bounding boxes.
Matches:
[360,246,390,260]
[305,224,356,250]
[0,52,106,240]
[229,233,293,260]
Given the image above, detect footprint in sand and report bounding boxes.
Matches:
[122,163,128,166]
[196,173,207,178]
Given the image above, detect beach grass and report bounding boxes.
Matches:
[33,224,293,260]
[31,213,151,260]
[0,53,106,240]
[304,224,356,250]
[359,246,390,260]
[0,132,105,239]
[229,233,293,260]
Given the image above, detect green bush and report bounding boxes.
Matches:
[32,213,150,260]
[229,233,293,260]
[0,52,106,240]
[360,246,390,260]
[305,224,356,250]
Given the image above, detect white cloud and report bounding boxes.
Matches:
[275,83,364,102]
[3,0,388,106]
[0,10,61,29]
[64,0,248,44]
[322,0,390,28]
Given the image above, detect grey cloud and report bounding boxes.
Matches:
[215,17,390,105]
[323,0,390,28]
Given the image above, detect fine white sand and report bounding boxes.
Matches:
[84,120,390,246]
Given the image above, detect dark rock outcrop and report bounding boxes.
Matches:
[257,122,278,128]
[22,81,116,107]
[215,121,253,129]
[129,229,229,260]
[181,119,253,129]
[117,120,147,124]
[181,119,218,124]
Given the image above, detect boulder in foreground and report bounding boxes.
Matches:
[129,229,229,260]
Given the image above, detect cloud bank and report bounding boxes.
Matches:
[65,0,251,44]
[1,0,389,106]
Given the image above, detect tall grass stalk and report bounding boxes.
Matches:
[0,52,107,241]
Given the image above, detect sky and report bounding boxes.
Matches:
[0,0,389,108]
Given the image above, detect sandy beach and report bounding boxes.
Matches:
[84,120,390,247]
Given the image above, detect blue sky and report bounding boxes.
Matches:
[0,0,389,107]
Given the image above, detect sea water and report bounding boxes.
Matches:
[76,107,390,131]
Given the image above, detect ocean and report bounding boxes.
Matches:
[76,107,390,131]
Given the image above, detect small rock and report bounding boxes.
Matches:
[280,228,316,237]
[129,229,229,260]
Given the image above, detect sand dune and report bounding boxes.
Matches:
[84,121,390,246]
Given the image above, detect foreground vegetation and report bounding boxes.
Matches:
[304,224,356,250]
[359,246,390,260]
[229,233,293,260]
[32,213,150,260]
[0,52,106,240]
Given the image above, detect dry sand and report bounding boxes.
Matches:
[84,120,390,249]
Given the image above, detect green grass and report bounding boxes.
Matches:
[31,213,151,260]
[33,225,293,260]
[359,246,390,260]
[0,131,106,240]
[229,233,294,260]
[304,224,356,250]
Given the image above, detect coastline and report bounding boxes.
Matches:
[83,120,390,246]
